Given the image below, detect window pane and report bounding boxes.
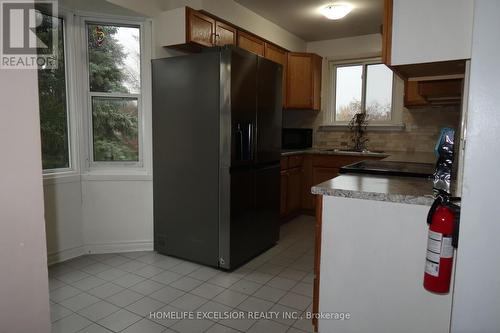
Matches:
[87,24,140,94]
[335,65,362,122]
[366,64,393,121]
[37,15,69,170]
[92,97,139,161]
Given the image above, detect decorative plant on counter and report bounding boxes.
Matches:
[349,113,369,152]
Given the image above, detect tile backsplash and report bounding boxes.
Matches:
[283,105,461,153]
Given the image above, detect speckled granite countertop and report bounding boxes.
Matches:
[281,148,390,158]
[311,174,435,206]
[281,148,437,164]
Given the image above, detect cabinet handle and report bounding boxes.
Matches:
[211,33,220,45]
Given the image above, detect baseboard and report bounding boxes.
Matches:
[84,240,153,255]
[47,241,154,265]
[47,245,86,266]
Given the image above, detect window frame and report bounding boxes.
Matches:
[41,10,79,177]
[80,17,149,171]
[329,58,396,126]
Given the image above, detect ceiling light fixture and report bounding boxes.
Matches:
[320,3,353,20]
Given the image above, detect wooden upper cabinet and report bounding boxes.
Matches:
[382,0,393,66]
[264,43,287,66]
[264,43,287,107]
[185,8,236,48]
[186,8,215,47]
[286,52,322,110]
[237,31,265,56]
[215,21,236,46]
[405,79,463,108]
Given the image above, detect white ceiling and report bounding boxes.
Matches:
[234,0,383,42]
[58,0,146,17]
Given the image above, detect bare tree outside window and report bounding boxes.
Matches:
[335,65,362,122]
[334,62,393,123]
[365,64,393,121]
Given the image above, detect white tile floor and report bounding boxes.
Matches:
[49,215,315,333]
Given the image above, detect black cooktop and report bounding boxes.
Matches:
[339,160,435,178]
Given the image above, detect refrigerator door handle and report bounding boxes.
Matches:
[236,122,253,161]
[235,123,243,161]
[247,122,254,161]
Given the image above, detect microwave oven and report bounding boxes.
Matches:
[282,128,313,149]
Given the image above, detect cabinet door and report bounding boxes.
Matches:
[312,55,322,110]
[312,167,340,187]
[405,80,428,107]
[237,31,265,56]
[280,171,288,217]
[264,43,287,107]
[301,155,314,211]
[215,21,236,46]
[187,8,215,47]
[287,167,303,214]
[405,79,463,108]
[287,53,312,108]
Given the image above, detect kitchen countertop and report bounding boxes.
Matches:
[382,151,437,164]
[282,148,441,205]
[281,148,390,158]
[311,174,436,206]
[281,148,437,164]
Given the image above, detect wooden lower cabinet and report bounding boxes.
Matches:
[280,171,288,217]
[280,166,303,219]
[287,167,303,213]
[312,167,340,187]
[281,154,385,218]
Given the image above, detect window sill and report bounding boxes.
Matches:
[318,124,406,132]
[42,169,152,184]
[81,170,152,182]
[43,171,81,185]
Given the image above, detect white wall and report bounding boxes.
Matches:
[44,177,84,264]
[44,176,154,263]
[319,196,453,333]
[391,0,473,65]
[306,33,382,60]
[81,179,153,253]
[0,70,51,332]
[450,1,500,331]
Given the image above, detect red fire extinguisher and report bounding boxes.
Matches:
[423,194,460,294]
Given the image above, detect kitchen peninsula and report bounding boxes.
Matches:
[310,172,454,333]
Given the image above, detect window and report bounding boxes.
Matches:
[37,14,70,170]
[331,61,394,124]
[86,23,141,163]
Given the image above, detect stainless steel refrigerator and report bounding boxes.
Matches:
[152,46,282,270]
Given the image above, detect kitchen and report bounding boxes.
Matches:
[1,1,499,333]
